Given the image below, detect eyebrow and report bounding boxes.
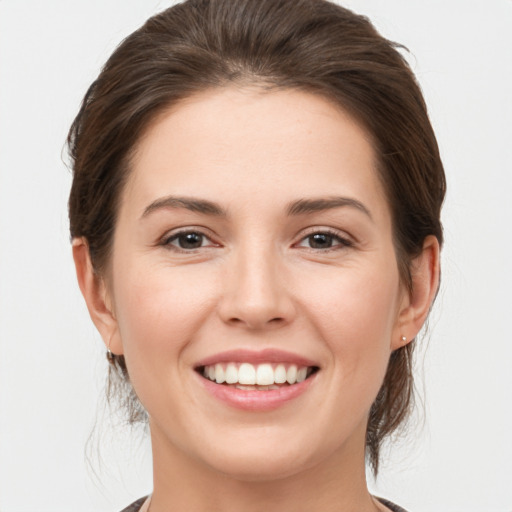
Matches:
[141,195,372,220]
[286,197,373,219]
[141,196,226,219]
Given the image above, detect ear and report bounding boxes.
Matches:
[72,238,123,355]
[392,235,440,350]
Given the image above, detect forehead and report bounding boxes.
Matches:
[124,86,388,219]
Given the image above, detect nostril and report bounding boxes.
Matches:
[217,278,296,329]
[226,316,285,329]
[267,317,288,328]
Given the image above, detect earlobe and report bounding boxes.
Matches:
[392,235,440,350]
[72,238,123,355]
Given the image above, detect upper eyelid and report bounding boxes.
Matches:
[160,226,217,242]
[296,233,352,248]
[158,226,354,247]
[160,230,220,254]
[296,226,353,242]
[167,231,212,242]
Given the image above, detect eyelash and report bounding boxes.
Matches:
[296,228,353,252]
[160,228,353,253]
[161,229,218,252]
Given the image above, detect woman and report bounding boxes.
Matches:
[68,0,445,510]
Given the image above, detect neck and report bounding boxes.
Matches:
[147,420,380,512]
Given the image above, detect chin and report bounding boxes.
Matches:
[211,452,314,483]
[196,431,328,483]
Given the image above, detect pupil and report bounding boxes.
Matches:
[179,233,203,249]
[309,233,332,248]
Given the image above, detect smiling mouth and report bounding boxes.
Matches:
[197,362,319,390]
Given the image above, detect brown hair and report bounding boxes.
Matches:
[68,0,445,473]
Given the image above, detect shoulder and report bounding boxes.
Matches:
[377,497,409,512]
[119,496,407,512]
[120,497,147,512]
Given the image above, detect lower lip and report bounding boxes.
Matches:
[197,372,318,411]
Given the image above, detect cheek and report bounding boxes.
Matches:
[297,259,400,378]
[112,262,219,366]
[109,262,224,423]
[306,266,401,435]
[303,260,398,331]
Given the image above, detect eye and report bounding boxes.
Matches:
[297,231,352,250]
[164,230,214,250]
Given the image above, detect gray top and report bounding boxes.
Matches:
[120,496,408,512]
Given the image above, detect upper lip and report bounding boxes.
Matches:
[194,348,319,369]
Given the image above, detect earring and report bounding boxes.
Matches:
[401,335,407,343]
[106,337,115,364]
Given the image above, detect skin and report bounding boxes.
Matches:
[73,87,439,512]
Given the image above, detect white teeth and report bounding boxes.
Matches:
[256,363,274,385]
[214,363,225,384]
[202,362,315,386]
[286,365,298,384]
[296,367,307,383]
[238,363,256,385]
[225,363,238,384]
[274,364,287,384]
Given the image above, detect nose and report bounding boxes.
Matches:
[217,246,296,330]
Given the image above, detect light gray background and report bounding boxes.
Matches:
[1,1,511,511]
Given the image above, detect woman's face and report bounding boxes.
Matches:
[105,87,409,479]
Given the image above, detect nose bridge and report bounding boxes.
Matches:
[218,237,294,329]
